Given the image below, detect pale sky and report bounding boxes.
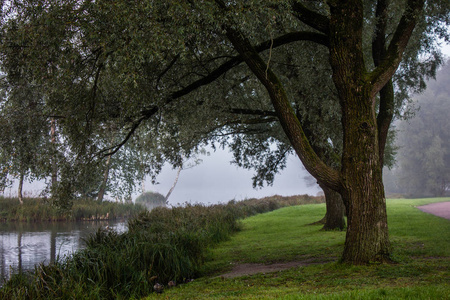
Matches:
[2,147,320,205]
[144,148,319,206]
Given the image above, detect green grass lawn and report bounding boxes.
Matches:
[144,198,450,299]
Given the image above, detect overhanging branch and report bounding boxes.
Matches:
[222,23,342,191]
[99,30,329,157]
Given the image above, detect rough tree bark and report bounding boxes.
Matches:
[328,0,391,263]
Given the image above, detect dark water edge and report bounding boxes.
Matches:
[0,220,127,285]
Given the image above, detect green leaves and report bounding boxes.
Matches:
[0,0,448,200]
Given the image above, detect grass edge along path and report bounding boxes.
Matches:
[145,198,450,299]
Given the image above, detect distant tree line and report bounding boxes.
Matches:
[384,61,450,198]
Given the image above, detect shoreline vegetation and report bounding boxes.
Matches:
[1,195,449,299]
[0,197,145,222]
[0,194,323,299]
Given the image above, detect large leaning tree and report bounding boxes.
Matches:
[1,0,448,263]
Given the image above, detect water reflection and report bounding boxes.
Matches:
[0,221,126,284]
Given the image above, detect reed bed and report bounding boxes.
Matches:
[0,197,143,222]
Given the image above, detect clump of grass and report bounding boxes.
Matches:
[0,194,321,299]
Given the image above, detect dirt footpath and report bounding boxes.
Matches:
[217,260,323,279]
[416,201,450,220]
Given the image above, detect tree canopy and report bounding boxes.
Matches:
[1,0,449,264]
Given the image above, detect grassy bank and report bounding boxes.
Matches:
[0,194,321,299]
[0,197,144,222]
[145,197,450,299]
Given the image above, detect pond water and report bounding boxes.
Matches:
[0,220,127,285]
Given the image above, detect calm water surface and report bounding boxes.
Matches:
[0,220,127,284]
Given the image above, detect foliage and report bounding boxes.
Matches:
[0,194,321,299]
[385,62,450,197]
[0,0,446,192]
[0,78,53,195]
[135,191,167,210]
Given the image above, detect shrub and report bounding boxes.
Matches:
[135,191,167,210]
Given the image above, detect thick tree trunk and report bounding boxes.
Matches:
[221,0,425,263]
[340,143,390,263]
[337,80,391,263]
[328,0,391,263]
[220,0,422,264]
[320,183,345,231]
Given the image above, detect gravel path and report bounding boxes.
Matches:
[416,201,450,220]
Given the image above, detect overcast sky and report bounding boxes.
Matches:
[144,148,320,206]
[3,43,450,205]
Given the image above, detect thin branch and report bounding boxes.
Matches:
[99,106,158,156]
[227,108,277,117]
[225,116,278,125]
